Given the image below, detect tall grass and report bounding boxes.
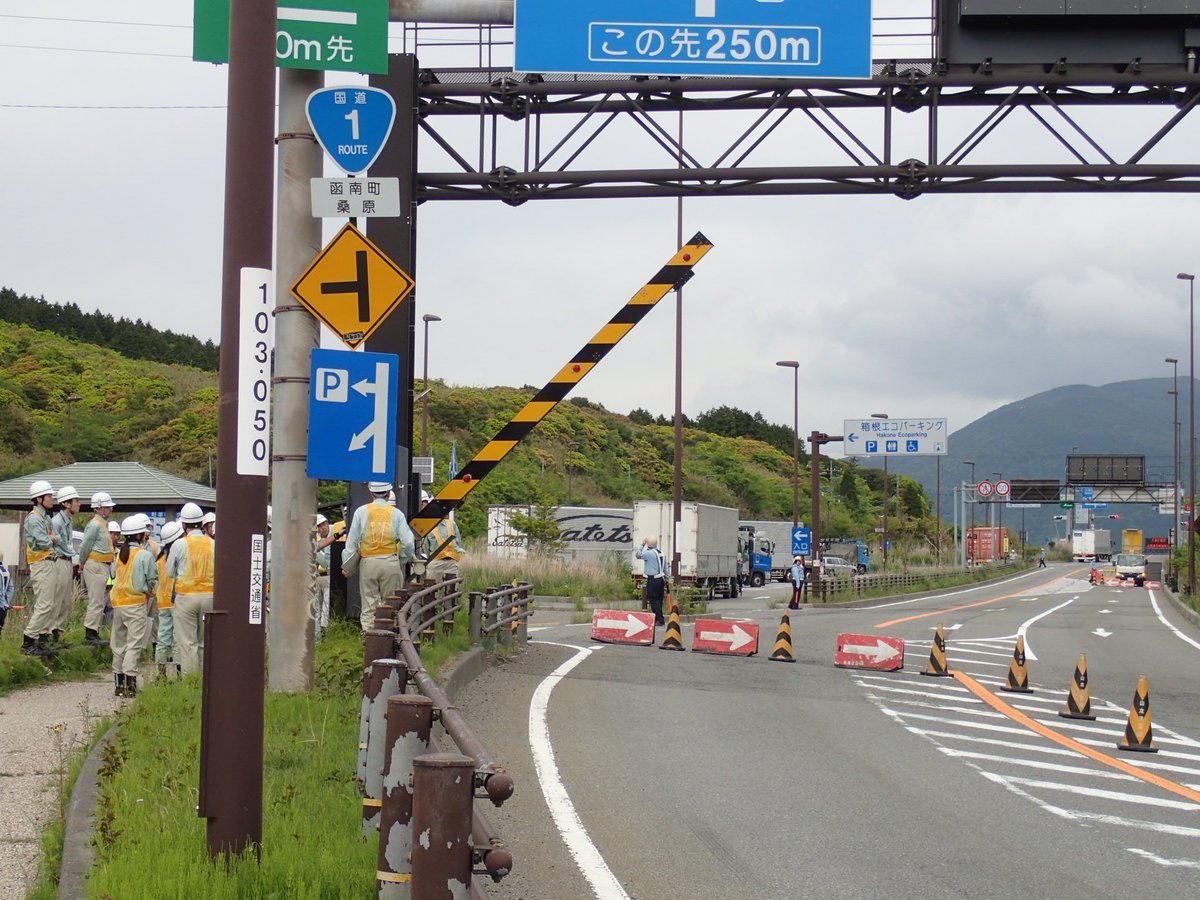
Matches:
[0,585,113,695]
[462,548,634,601]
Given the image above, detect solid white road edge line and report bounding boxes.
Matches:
[1147,590,1200,652]
[527,641,631,900]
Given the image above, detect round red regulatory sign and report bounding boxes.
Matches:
[995,480,1011,496]
[977,480,994,497]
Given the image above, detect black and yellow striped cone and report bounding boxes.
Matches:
[1001,635,1034,693]
[1117,675,1158,753]
[1059,654,1096,720]
[659,606,684,651]
[921,623,950,677]
[768,614,796,663]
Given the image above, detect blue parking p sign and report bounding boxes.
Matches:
[307,348,398,482]
[792,527,811,557]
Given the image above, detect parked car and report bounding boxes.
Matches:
[821,556,858,577]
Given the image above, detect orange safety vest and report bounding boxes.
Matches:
[175,533,215,595]
[156,551,175,609]
[359,504,398,558]
[427,518,461,561]
[88,515,114,563]
[25,508,52,565]
[111,546,148,608]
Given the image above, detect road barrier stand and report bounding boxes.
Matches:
[362,660,409,836]
[1059,654,1096,720]
[1117,675,1158,753]
[376,694,435,898]
[922,623,950,677]
[1001,635,1033,693]
[768,614,796,663]
[659,606,685,651]
[410,754,476,900]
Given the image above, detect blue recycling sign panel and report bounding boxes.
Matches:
[514,0,871,79]
[792,526,811,557]
[306,86,396,175]
[307,348,398,482]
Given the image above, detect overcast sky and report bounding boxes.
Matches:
[4,1,1199,461]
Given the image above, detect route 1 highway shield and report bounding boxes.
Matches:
[835,633,904,671]
[591,609,656,645]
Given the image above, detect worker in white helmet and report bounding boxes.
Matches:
[21,481,58,656]
[313,513,334,640]
[48,485,81,644]
[342,482,415,630]
[110,514,158,698]
[167,502,214,674]
[77,491,117,646]
[139,517,160,654]
[154,521,186,679]
[419,490,464,584]
[201,511,216,539]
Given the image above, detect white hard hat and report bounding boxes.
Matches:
[368,481,391,495]
[29,480,54,499]
[201,512,216,527]
[420,490,432,505]
[55,485,79,503]
[121,513,150,536]
[108,520,122,534]
[180,502,204,524]
[387,491,396,507]
[159,520,185,546]
[90,491,115,509]
[315,513,328,527]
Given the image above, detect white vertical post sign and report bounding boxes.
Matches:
[249,532,266,625]
[237,267,274,476]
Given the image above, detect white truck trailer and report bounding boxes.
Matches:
[486,505,633,563]
[632,500,739,599]
[1071,528,1112,563]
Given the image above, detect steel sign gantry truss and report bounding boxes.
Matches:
[411,63,1200,203]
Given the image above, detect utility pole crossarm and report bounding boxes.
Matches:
[409,232,714,538]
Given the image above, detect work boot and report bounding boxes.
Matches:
[21,634,40,655]
[175,664,182,678]
[36,634,54,656]
[49,629,74,650]
[84,627,104,646]
[125,676,137,698]
[114,674,125,697]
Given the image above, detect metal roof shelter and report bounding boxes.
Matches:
[0,462,216,513]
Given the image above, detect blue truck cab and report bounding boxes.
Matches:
[737,525,774,587]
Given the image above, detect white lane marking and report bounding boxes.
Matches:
[1147,590,1200,651]
[527,641,631,900]
[993,775,1200,811]
[1016,596,1077,660]
[1126,848,1200,870]
[906,727,1082,757]
[937,748,1138,781]
[875,698,1006,721]
[868,570,1051,610]
[879,708,1031,737]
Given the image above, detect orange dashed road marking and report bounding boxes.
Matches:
[873,569,1085,630]
[952,670,1200,806]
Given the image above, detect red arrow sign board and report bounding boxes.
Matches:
[691,619,759,656]
[591,609,656,645]
[835,633,905,671]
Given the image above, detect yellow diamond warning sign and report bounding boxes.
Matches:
[291,222,415,349]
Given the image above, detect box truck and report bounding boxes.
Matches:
[632,501,739,599]
[738,520,797,583]
[486,505,632,563]
[1071,529,1111,562]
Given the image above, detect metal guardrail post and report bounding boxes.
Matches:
[495,588,512,651]
[516,585,529,642]
[377,694,435,899]
[363,659,408,837]
[468,591,482,642]
[358,656,399,790]
[440,577,455,638]
[482,593,497,651]
[411,753,475,900]
[365,629,396,670]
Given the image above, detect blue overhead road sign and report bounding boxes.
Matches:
[844,418,948,457]
[306,86,396,175]
[515,0,871,79]
[307,348,398,482]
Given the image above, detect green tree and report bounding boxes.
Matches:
[837,469,861,509]
[509,505,566,556]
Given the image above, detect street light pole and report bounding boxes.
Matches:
[964,459,976,566]
[420,313,441,458]
[1167,357,1180,549]
[1180,272,1196,596]
[776,361,800,528]
[993,471,1003,557]
[871,413,888,566]
[63,393,82,461]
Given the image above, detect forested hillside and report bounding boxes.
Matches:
[0,316,938,551]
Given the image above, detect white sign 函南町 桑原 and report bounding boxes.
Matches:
[843,418,948,457]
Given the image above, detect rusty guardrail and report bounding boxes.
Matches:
[813,561,1024,601]
[361,576,532,898]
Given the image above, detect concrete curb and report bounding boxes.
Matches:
[1158,585,1200,630]
[438,645,486,703]
[58,723,117,900]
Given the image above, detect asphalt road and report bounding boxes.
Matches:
[461,564,1200,899]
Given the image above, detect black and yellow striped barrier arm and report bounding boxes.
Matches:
[411,232,714,539]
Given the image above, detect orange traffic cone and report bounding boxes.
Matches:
[1059,654,1096,720]
[768,614,796,663]
[659,606,684,651]
[921,623,950,677]
[1117,675,1158,753]
[1001,636,1033,693]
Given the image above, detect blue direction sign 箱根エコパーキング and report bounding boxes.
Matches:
[515,0,871,79]
[843,419,948,457]
[306,86,396,175]
[307,348,398,482]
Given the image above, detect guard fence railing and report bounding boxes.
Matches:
[360,575,534,898]
[812,561,1024,602]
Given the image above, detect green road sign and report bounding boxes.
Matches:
[193,0,388,74]
[1060,502,1075,509]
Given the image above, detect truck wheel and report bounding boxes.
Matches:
[750,572,765,588]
